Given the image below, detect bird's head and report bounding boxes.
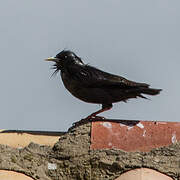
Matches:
[45,50,84,75]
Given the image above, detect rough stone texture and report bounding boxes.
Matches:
[49,123,92,180]
[0,143,52,180]
[0,122,180,180]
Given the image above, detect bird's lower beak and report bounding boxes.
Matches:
[45,57,59,62]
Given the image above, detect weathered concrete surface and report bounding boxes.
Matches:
[0,123,91,180]
[0,122,180,180]
[0,143,52,180]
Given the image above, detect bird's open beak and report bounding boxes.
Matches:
[45,57,59,62]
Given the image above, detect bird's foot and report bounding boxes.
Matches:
[72,118,90,127]
[85,114,105,121]
[72,115,106,128]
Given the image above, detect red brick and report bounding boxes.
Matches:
[91,120,180,152]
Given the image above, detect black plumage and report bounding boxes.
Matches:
[45,50,161,120]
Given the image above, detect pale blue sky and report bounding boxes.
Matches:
[0,0,179,131]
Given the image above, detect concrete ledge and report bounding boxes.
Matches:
[0,120,179,179]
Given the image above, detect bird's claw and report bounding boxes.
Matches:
[85,115,105,121]
[72,115,106,128]
[72,118,89,127]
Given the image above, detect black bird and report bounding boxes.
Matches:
[45,50,161,121]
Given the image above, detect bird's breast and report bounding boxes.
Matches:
[60,72,111,104]
[61,72,79,96]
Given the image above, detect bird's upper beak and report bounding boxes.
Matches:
[45,57,59,62]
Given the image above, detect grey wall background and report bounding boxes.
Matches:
[0,0,179,131]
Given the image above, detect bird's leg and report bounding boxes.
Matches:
[85,104,113,120]
[72,104,112,127]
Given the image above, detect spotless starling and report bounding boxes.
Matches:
[45,50,161,121]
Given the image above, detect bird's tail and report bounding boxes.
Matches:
[126,87,162,100]
[140,88,162,95]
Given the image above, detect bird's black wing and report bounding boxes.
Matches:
[68,64,149,88]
